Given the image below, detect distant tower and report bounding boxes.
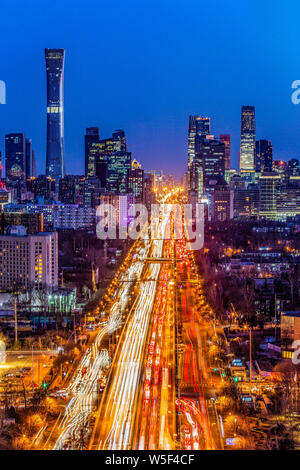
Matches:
[240,106,255,172]
[5,133,26,181]
[219,134,231,170]
[45,48,65,181]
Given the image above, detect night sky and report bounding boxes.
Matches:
[0,0,300,177]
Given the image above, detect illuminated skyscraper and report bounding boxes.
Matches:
[219,134,231,170]
[45,48,65,181]
[188,115,210,167]
[255,139,273,172]
[240,106,255,172]
[106,152,132,193]
[128,159,144,201]
[85,127,100,177]
[5,133,26,181]
[188,115,210,199]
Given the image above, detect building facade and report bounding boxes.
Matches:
[240,106,256,172]
[45,48,65,181]
[0,228,58,291]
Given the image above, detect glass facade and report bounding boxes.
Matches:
[5,133,26,181]
[240,106,256,172]
[45,48,65,181]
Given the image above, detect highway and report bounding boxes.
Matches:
[90,207,171,450]
[44,188,219,451]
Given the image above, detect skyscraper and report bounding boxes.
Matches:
[255,140,273,172]
[219,134,231,170]
[5,133,26,181]
[45,48,65,182]
[202,139,225,187]
[112,129,127,152]
[128,159,144,201]
[25,138,35,179]
[106,152,132,193]
[188,115,210,167]
[188,115,211,199]
[85,127,100,177]
[240,106,256,172]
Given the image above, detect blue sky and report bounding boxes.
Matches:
[0,0,300,177]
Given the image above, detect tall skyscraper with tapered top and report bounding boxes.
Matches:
[239,106,255,172]
[45,48,65,182]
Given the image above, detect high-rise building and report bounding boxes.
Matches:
[106,152,132,193]
[211,180,233,222]
[255,140,273,172]
[234,184,259,218]
[25,138,35,179]
[32,150,36,178]
[59,175,81,205]
[85,127,100,177]
[112,130,127,152]
[128,159,144,201]
[85,129,127,188]
[45,48,65,181]
[188,116,212,200]
[219,134,231,170]
[188,115,210,167]
[80,176,103,208]
[259,172,281,219]
[240,106,256,172]
[32,175,56,201]
[0,227,58,291]
[5,133,26,181]
[202,139,225,187]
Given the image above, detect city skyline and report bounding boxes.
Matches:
[1,0,300,177]
[2,1,300,454]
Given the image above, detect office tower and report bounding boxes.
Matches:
[219,134,231,170]
[189,159,203,201]
[45,48,65,181]
[32,175,56,201]
[32,150,36,177]
[112,129,127,152]
[255,140,273,172]
[240,106,256,172]
[5,133,26,181]
[188,115,210,167]
[59,175,80,204]
[84,128,126,187]
[0,151,2,179]
[80,176,103,208]
[276,183,300,219]
[106,152,132,193]
[233,184,259,218]
[211,180,233,222]
[25,138,35,179]
[0,228,58,290]
[259,172,281,219]
[202,139,225,187]
[128,159,144,201]
[188,115,211,199]
[85,127,100,177]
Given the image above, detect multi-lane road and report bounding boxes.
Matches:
[43,190,219,451]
